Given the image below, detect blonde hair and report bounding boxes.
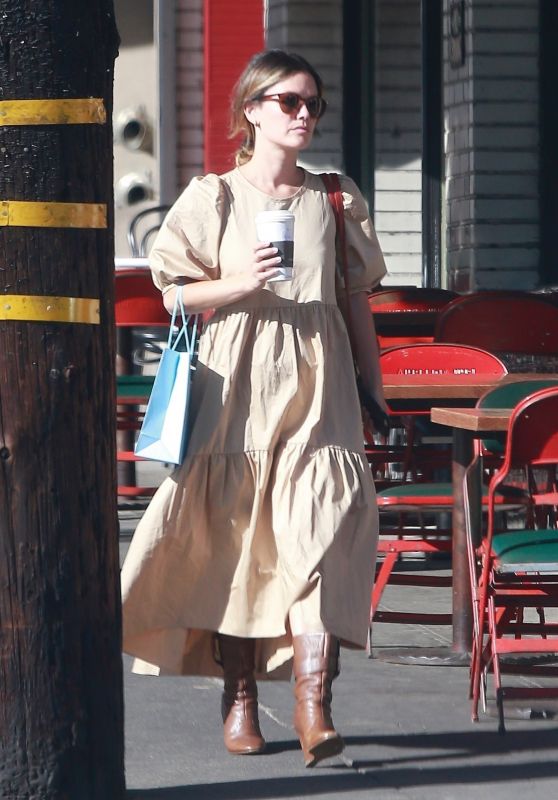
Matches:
[230,50,324,166]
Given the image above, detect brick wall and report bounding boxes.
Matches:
[444,0,540,290]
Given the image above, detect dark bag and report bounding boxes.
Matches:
[321,172,390,437]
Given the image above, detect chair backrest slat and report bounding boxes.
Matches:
[504,387,558,468]
[476,378,558,454]
[478,378,558,409]
[380,343,508,376]
[369,287,457,314]
[435,291,558,354]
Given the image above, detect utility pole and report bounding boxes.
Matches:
[0,3,124,798]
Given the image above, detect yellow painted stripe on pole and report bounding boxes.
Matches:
[0,200,107,229]
[0,295,100,324]
[0,98,106,125]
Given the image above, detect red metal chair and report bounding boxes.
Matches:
[368,287,457,348]
[371,344,510,634]
[434,291,558,368]
[376,342,509,479]
[115,268,170,499]
[464,379,558,659]
[466,386,558,732]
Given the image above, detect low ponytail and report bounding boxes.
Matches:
[229,50,324,166]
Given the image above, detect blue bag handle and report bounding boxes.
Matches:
[168,286,199,358]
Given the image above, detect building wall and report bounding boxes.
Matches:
[175,0,204,193]
[171,0,543,291]
[174,0,344,185]
[373,0,423,286]
[444,0,540,290]
[266,0,344,171]
[172,0,422,287]
[267,0,424,286]
[113,0,157,256]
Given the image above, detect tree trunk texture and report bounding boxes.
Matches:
[0,2,124,798]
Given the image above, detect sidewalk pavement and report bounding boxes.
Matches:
[119,508,558,800]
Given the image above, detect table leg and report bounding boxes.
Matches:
[375,427,474,667]
[451,428,474,654]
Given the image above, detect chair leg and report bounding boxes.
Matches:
[496,688,506,735]
[471,598,488,721]
[371,551,399,618]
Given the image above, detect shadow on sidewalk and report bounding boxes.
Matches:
[127,727,558,799]
[345,726,558,768]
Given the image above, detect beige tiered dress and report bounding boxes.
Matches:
[121,168,387,679]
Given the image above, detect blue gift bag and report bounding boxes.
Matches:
[135,288,199,464]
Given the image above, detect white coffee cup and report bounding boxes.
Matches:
[255,210,295,282]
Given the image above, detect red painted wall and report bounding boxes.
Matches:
[203,0,264,174]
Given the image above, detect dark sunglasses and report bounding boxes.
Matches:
[257,92,327,119]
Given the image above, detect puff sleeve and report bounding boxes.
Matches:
[149,174,229,294]
[335,175,387,295]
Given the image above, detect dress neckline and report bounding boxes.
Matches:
[234,167,308,201]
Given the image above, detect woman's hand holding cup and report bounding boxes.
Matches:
[244,241,282,292]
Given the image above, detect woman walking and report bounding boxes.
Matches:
[121,49,387,768]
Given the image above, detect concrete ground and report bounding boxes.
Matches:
[119,503,558,800]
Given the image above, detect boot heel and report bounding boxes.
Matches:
[304,732,344,768]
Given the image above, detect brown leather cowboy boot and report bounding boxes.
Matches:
[292,633,344,767]
[216,634,266,755]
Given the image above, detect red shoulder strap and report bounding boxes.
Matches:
[320,172,355,349]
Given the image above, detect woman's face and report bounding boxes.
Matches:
[245,71,321,154]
